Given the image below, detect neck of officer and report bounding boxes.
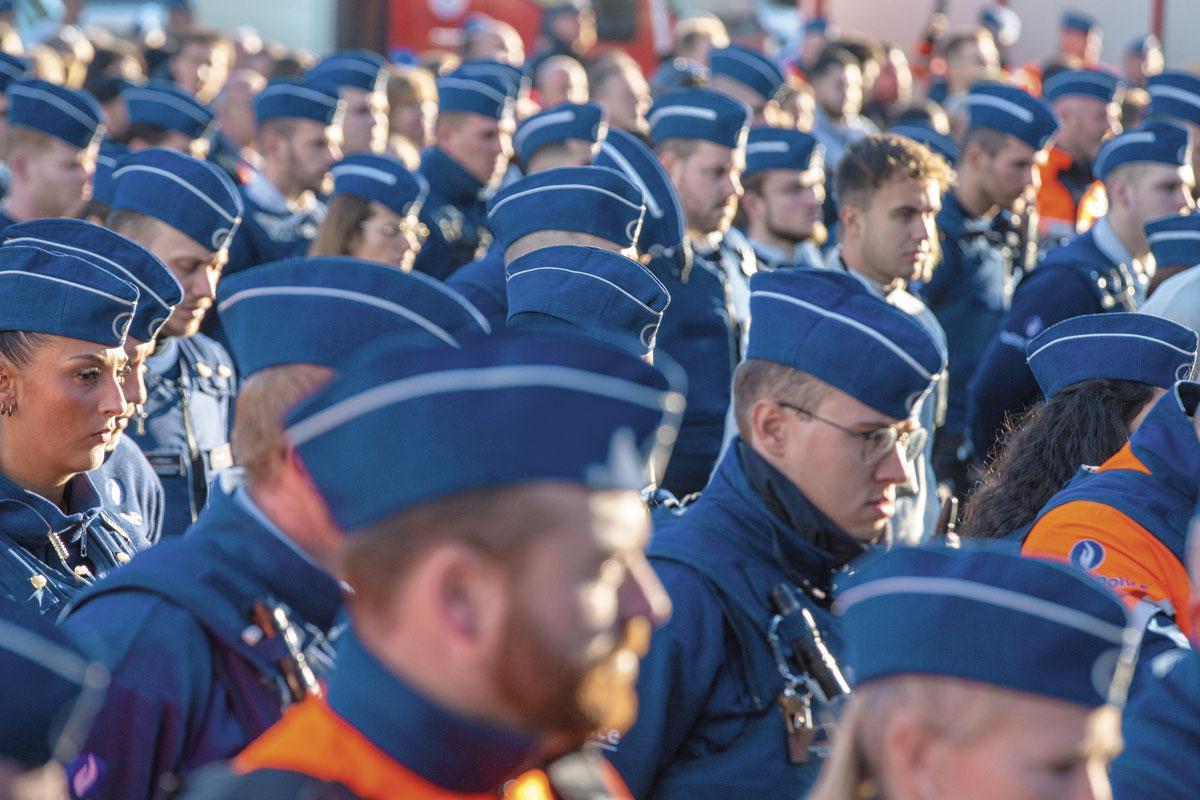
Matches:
[953,170,998,219]
[245,464,341,573]
[261,158,307,206]
[0,433,71,508]
[1,185,49,224]
[1106,204,1151,259]
[840,238,904,292]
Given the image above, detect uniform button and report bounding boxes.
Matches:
[116,552,131,564]
[29,575,47,590]
[216,364,233,379]
[195,362,214,379]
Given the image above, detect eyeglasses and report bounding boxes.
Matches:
[360,217,429,244]
[778,402,928,464]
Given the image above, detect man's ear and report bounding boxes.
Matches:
[0,356,19,410]
[839,200,863,241]
[741,190,764,221]
[877,705,944,800]
[6,148,29,183]
[749,397,790,460]
[422,543,508,653]
[658,149,680,182]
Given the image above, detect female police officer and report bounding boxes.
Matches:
[0,239,144,613]
[310,152,428,271]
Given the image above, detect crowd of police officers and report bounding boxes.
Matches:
[0,1,1199,798]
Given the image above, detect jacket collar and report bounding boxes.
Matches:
[420,147,486,206]
[327,628,540,793]
[0,472,102,550]
[1126,381,1200,501]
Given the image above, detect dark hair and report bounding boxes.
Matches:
[834,133,955,209]
[960,379,1159,540]
[0,331,49,366]
[311,194,372,257]
[121,122,175,148]
[809,47,857,80]
[893,100,950,133]
[960,124,1009,156]
[106,208,164,244]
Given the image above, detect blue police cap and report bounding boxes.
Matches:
[1147,71,1200,127]
[595,128,688,266]
[748,269,946,420]
[1146,211,1200,267]
[710,44,786,101]
[743,127,823,178]
[253,77,342,125]
[1,219,182,344]
[513,101,606,165]
[0,52,29,92]
[455,59,529,96]
[0,241,138,346]
[122,79,214,139]
[649,58,710,98]
[110,147,244,252]
[887,123,960,165]
[91,139,128,206]
[506,245,670,357]
[1061,10,1099,33]
[1093,120,1191,182]
[7,78,103,149]
[331,153,428,218]
[648,88,751,149]
[306,49,387,92]
[437,71,513,119]
[834,544,1128,708]
[487,165,645,251]
[1026,312,1198,397]
[217,256,490,376]
[964,84,1058,151]
[0,599,109,768]
[286,334,686,531]
[1043,69,1122,104]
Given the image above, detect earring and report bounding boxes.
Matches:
[0,402,12,416]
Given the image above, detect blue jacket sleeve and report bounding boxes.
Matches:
[61,595,219,800]
[603,559,730,798]
[967,267,1101,458]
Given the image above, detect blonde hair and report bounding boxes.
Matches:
[232,364,333,485]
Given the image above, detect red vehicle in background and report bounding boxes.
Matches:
[388,0,673,74]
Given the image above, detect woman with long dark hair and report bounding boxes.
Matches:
[310,152,427,271]
[961,312,1197,541]
[0,242,144,613]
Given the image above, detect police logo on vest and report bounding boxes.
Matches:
[1068,539,1106,571]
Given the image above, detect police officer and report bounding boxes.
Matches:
[0,243,143,614]
[1,219,184,548]
[1141,211,1200,330]
[107,147,244,537]
[0,78,102,228]
[1037,69,1122,242]
[310,152,430,272]
[970,121,1194,458]
[224,77,343,275]
[506,244,669,359]
[646,87,751,497]
[120,79,215,158]
[825,134,953,544]
[920,83,1057,484]
[708,43,786,126]
[413,71,515,280]
[306,49,390,156]
[607,269,945,798]
[1019,377,1200,641]
[810,544,1126,800]
[512,100,607,174]
[960,312,1197,542]
[447,165,646,330]
[729,127,826,272]
[176,332,680,799]
[1146,71,1200,199]
[887,122,960,166]
[60,256,490,799]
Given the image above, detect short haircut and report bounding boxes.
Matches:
[960,125,1010,157]
[893,100,950,133]
[942,29,991,61]
[122,122,176,148]
[834,133,954,210]
[809,47,857,80]
[827,36,884,70]
[232,364,334,485]
[654,136,699,160]
[1,125,57,161]
[674,14,729,55]
[106,208,166,244]
[732,358,831,441]
[588,50,642,93]
[256,117,302,149]
[342,484,566,613]
[387,65,437,109]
